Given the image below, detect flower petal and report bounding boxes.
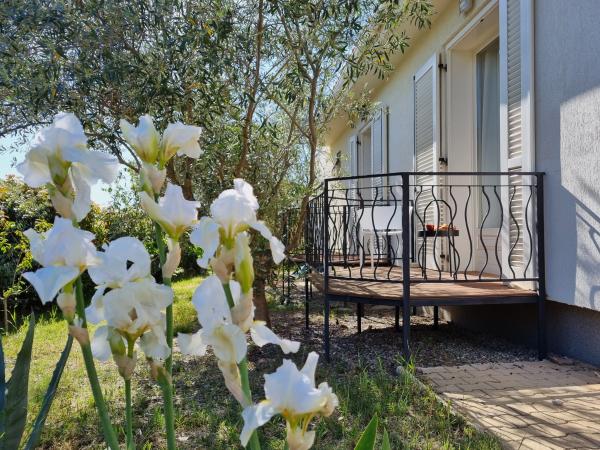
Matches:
[210,181,258,234]
[120,115,160,163]
[300,351,319,386]
[177,331,208,356]
[139,191,175,237]
[162,122,203,160]
[240,401,276,446]
[286,425,316,450]
[16,146,52,188]
[139,326,171,360]
[250,322,300,354]
[264,357,325,415]
[191,275,233,327]
[28,217,99,269]
[91,325,112,361]
[24,228,44,262]
[89,236,151,287]
[269,236,286,264]
[234,179,259,210]
[190,217,220,268]
[63,148,119,185]
[206,323,247,364]
[317,382,339,417]
[250,221,286,264]
[70,164,92,221]
[22,266,79,304]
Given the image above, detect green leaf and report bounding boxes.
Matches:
[2,314,35,449]
[23,334,73,450]
[381,428,391,450]
[0,333,6,441]
[354,414,378,450]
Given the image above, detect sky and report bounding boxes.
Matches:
[0,133,116,206]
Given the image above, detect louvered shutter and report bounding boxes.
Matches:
[500,0,534,279]
[348,135,359,199]
[370,107,388,200]
[414,55,440,267]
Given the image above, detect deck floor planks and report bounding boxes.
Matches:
[310,266,537,303]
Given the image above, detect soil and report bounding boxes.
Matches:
[264,281,537,371]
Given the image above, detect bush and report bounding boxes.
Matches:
[0,175,202,329]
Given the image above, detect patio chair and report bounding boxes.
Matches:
[358,205,411,268]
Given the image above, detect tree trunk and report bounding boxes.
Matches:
[182,169,194,200]
[253,275,271,327]
[166,158,195,200]
[3,297,7,333]
[290,69,320,248]
[235,0,264,178]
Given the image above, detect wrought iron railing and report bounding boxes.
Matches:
[306,192,325,269]
[307,172,545,288]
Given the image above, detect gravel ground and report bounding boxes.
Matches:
[266,282,537,370]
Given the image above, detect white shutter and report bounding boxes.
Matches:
[500,0,534,279]
[414,55,439,223]
[414,54,440,268]
[348,135,359,198]
[370,107,388,200]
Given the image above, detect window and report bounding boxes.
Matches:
[476,38,501,228]
[358,127,372,199]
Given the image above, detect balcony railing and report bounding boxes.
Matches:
[306,171,545,287]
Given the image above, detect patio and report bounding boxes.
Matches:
[421,360,600,449]
[303,171,547,361]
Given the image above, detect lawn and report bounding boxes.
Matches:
[3,277,500,449]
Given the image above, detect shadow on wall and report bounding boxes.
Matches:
[535,0,600,311]
[555,89,600,311]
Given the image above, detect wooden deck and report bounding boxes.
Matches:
[310,266,538,306]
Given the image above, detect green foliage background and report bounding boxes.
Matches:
[0,175,205,329]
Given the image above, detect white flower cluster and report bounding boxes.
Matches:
[18,112,337,450]
[180,179,337,449]
[86,238,174,368]
[17,113,119,221]
[120,115,202,196]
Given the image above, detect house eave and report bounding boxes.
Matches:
[322,0,453,148]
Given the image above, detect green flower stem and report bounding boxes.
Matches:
[153,222,173,372]
[74,278,120,450]
[125,340,135,450]
[239,358,261,450]
[125,378,133,449]
[223,283,261,450]
[157,375,177,450]
[152,221,176,450]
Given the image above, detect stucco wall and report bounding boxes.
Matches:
[438,0,600,365]
[534,0,600,310]
[329,0,489,176]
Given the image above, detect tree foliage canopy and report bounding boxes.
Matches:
[1,0,433,320]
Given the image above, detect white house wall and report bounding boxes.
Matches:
[329,1,491,176]
[534,0,600,311]
[328,0,600,314]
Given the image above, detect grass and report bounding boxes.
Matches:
[3,276,500,449]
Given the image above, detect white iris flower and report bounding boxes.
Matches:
[17,112,119,221]
[241,352,338,449]
[22,217,99,304]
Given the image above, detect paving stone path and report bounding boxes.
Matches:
[420,360,600,449]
